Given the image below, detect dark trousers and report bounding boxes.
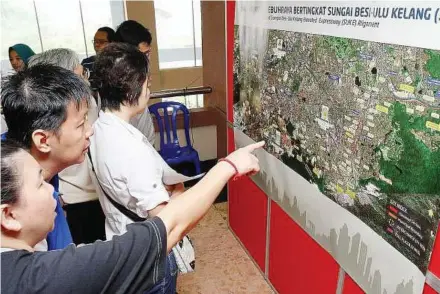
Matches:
[65,200,106,244]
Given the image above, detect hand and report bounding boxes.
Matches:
[225,141,265,176]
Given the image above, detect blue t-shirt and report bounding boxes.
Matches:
[47,175,73,250]
[1,132,73,250]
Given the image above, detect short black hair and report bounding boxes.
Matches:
[97,26,116,42]
[1,64,91,148]
[115,20,152,46]
[1,140,27,205]
[94,43,149,111]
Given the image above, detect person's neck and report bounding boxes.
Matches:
[29,149,60,181]
[107,105,139,123]
[1,234,34,252]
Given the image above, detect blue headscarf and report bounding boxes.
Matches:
[9,44,35,65]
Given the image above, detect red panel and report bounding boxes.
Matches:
[425,224,440,294]
[343,274,365,294]
[423,283,437,294]
[428,223,440,277]
[226,0,235,123]
[229,176,268,271]
[269,201,339,294]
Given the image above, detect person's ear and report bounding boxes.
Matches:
[0,204,22,232]
[31,129,52,154]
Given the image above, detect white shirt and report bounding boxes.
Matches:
[0,248,14,253]
[130,108,156,146]
[59,97,99,204]
[1,114,7,134]
[90,111,182,240]
[34,239,48,251]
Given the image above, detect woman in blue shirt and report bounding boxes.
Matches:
[0,134,72,250]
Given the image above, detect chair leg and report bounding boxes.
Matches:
[194,157,201,175]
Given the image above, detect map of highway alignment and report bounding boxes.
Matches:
[234,29,440,271]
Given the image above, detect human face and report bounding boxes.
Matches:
[47,99,94,168]
[137,42,153,84]
[138,42,151,58]
[9,50,25,72]
[93,31,109,54]
[136,78,151,114]
[73,64,83,77]
[73,64,89,83]
[6,151,56,243]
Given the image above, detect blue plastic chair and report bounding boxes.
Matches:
[149,101,201,175]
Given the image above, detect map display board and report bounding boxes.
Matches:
[233,2,440,293]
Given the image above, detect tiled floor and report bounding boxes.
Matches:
[176,203,275,294]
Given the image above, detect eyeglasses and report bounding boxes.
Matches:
[82,67,90,80]
[92,39,108,45]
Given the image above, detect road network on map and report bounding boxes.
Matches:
[234,29,440,270]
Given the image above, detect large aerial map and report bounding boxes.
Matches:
[233,28,440,271]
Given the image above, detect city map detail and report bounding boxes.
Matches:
[234,29,440,271]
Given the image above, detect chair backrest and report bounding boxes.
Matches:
[148,101,192,155]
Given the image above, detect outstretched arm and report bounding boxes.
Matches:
[157,141,265,251]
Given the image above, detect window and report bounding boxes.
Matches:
[1,0,41,76]
[154,0,202,69]
[81,0,125,57]
[34,0,85,54]
[162,94,204,109]
[1,0,204,108]
[1,0,125,76]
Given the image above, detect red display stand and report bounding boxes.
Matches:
[268,201,339,293]
[229,176,268,272]
[425,224,440,294]
[428,224,440,279]
[423,284,437,294]
[343,275,364,294]
[228,125,267,272]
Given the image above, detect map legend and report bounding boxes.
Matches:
[385,199,431,266]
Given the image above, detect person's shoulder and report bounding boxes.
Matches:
[0,250,29,293]
[81,55,96,65]
[94,115,145,147]
[1,249,33,263]
[1,249,31,255]
[91,116,144,165]
[93,115,134,142]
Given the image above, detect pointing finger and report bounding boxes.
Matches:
[244,141,265,152]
